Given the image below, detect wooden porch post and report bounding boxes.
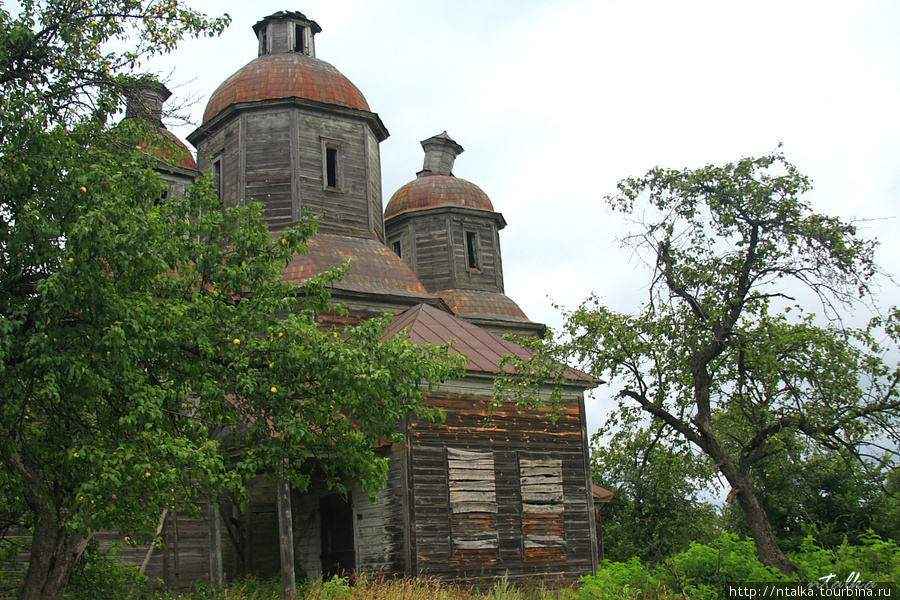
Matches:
[276,479,297,600]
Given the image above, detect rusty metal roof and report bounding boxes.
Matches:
[203,52,369,124]
[593,483,614,503]
[436,289,531,323]
[384,175,493,220]
[385,303,593,383]
[282,233,429,297]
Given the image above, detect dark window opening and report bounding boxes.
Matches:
[155,187,170,206]
[391,241,402,258]
[212,159,222,201]
[260,29,268,54]
[294,24,305,53]
[466,231,480,270]
[325,146,338,189]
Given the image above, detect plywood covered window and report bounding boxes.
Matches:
[447,448,498,558]
[519,456,565,556]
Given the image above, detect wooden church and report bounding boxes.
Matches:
[121,10,600,587]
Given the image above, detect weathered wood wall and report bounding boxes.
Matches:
[194,105,384,241]
[405,389,597,583]
[385,209,505,295]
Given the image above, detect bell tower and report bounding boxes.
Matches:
[188,11,389,241]
[385,133,544,336]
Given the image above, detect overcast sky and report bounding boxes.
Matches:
[153,0,900,436]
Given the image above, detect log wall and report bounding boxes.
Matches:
[406,389,597,583]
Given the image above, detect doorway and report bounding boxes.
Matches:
[319,493,355,579]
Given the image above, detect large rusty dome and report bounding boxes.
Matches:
[202,11,370,124]
[203,52,369,124]
[385,175,493,220]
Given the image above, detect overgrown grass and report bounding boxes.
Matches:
[145,574,574,600]
[28,532,897,599]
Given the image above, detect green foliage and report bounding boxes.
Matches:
[576,558,664,600]
[792,532,900,582]
[723,445,898,551]
[664,534,787,599]
[0,2,465,599]
[63,542,150,600]
[591,423,720,563]
[503,150,900,575]
[578,533,900,600]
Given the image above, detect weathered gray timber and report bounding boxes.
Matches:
[187,11,388,241]
[404,390,598,583]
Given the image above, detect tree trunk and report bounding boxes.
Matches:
[708,443,797,576]
[18,520,89,600]
[276,479,297,600]
[690,350,797,576]
[12,452,89,600]
[730,475,797,576]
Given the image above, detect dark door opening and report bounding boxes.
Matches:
[320,493,355,579]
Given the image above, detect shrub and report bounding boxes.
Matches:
[577,557,665,599]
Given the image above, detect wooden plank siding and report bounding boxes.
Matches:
[242,111,294,228]
[406,391,596,583]
[194,105,382,239]
[410,214,453,292]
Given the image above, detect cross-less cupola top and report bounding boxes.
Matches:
[125,81,171,125]
[253,11,321,57]
[418,131,464,178]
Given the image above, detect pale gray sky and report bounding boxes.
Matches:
[152,0,900,435]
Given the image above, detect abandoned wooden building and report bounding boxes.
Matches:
[116,10,601,587]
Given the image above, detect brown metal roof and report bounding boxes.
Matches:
[203,52,370,124]
[436,289,531,322]
[384,175,493,220]
[282,233,429,297]
[593,483,614,503]
[385,303,592,383]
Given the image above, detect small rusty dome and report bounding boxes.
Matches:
[384,132,493,219]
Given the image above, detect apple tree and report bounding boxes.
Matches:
[0,3,463,599]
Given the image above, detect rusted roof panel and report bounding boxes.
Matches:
[436,289,531,322]
[593,483,614,502]
[204,52,370,124]
[283,233,429,297]
[384,175,493,220]
[385,304,593,383]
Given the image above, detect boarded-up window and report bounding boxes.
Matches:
[520,456,565,556]
[448,448,498,558]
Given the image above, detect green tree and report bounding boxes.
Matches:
[0,3,463,599]
[502,152,900,575]
[723,439,899,551]
[591,421,720,563]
